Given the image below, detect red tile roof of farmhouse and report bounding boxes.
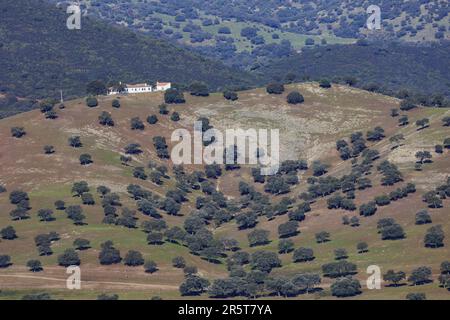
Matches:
[157,82,171,86]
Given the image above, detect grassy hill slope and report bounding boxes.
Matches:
[0,84,449,300]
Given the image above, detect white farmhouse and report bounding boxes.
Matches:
[107,81,172,95]
[125,83,153,94]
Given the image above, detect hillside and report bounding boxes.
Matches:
[0,83,449,300]
[0,0,260,118]
[257,41,450,99]
[48,0,449,68]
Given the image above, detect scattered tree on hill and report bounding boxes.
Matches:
[79,154,93,165]
[334,248,348,260]
[248,229,270,247]
[266,83,284,94]
[442,117,450,127]
[112,99,120,108]
[319,79,332,88]
[124,143,142,154]
[98,111,114,126]
[415,210,432,225]
[383,270,406,287]
[315,231,330,243]
[170,112,180,122]
[331,278,361,297]
[37,209,54,222]
[398,115,409,126]
[406,293,426,300]
[172,256,186,269]
[0,255,12,268]
[147,115,158,124]
[424,225,445,248]
[124,250,144,266]
[286,91,304,104]
[322,260,357,278]
[73,238,90,250]
[97,294,119,300]
[356,242,368,253]
[68,136,82,148]
[27,259,43,272]
[416,118,430,130]
[11,127,26,138]
[278,239,294,254]
[415,151,432,164]
[144,260,158,273]
[293,247,315,263]
[65,205,85,225]
[85,96,98,108]
[278,221,299,238]
[179,275,210,296]
[99,241,121,265]
[1,226,17,240]
[223,90,238,101]
[57,249,80,267]
[130,117,145,130]
[71,181,89,196]
[250,251,281,273]
[400,99,416,111]
[164,89,185,104]
[43,145,55,154]
[408,266,432,285]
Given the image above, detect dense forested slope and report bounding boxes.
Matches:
[257,41,450,99]
[0,0,260,117]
